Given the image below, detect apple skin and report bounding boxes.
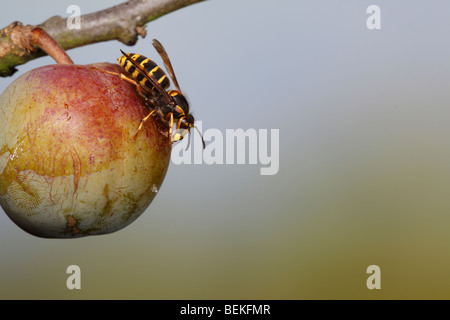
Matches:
[0,63,171,238]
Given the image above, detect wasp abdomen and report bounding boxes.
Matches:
[118,53,171,92]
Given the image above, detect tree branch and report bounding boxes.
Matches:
[0,0,206,77]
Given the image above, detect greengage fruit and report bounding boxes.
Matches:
[0,63,171,238]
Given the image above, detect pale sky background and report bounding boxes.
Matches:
[2,0,450,299]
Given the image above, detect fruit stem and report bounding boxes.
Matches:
[30,27,74,65]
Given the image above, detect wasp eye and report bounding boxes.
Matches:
[179,117,189,129]
[185,114,194,125]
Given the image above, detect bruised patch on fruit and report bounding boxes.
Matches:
[0,169,41,216]
[0,63,171,238]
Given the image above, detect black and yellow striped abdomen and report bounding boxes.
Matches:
[117,53,171,92]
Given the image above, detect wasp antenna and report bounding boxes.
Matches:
[185,130,192,151]
[194,125,206,149]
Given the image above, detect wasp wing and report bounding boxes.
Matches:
[152,39,182,92]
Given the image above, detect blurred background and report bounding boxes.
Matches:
[2,0,450,299]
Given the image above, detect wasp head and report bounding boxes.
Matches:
[172,111,205,150]
[180,113,195,130]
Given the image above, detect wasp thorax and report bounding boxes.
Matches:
[168,90,189,115]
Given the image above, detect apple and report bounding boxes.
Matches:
[0,63,171,238]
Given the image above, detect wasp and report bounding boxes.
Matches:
[102,39,205,149]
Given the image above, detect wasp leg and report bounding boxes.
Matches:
[100,69,140,87]
[167,112,174,145]
[172,118,184,142]
[98,69,121,77]
[93,68,139,88]
[119,74,140,87]
[133,109,156,140]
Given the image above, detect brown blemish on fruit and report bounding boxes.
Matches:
[101,184,113,217]
[65,215,80,235]
[70,148,81,194]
